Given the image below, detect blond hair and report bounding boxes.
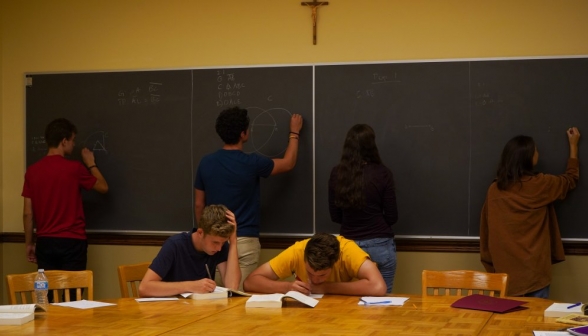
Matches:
[198,204,234,238]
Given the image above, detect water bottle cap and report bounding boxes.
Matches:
[38,269,45,272]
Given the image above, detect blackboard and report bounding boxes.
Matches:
[25,66,314,234]
[315,58,588,239]
[25,57,588,238]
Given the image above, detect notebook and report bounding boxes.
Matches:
[450,294,527,313]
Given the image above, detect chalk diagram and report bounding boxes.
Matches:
[405,124,435,131]
[243,107,292,157]
[83,131,109,157]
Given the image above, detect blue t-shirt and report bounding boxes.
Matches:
[194,150,274,237]
[149,231,229,282]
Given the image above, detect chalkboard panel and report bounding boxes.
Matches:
[25,66,314,234]
[315,58,588,238]
[190,67,314,235]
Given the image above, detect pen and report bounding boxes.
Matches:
[567,302,582,309]
[205,264,212,279]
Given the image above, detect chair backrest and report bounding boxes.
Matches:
[422,270,508,298]
[117,262,150,298]
[6,270,94,304]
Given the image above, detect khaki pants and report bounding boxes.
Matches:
[237,237,261,291]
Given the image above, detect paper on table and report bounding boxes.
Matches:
[51,300,116,309]
[135,297,179,302]
[532,332,570,336]
[309,294,324,299]
[358,297,409,306]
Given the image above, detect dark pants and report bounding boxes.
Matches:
[35,237,88,302]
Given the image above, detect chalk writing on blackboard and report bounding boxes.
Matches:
[83,131,108,154]
[371,72,401,85]
[216,70,245,107]
[405,124,435,131]
[30,135,47,153]
[244,107,292,157]
[117,82,162,106]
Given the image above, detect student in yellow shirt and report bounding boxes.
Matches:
[244,233,386,296]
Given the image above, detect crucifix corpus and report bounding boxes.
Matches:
[301,1,329,45]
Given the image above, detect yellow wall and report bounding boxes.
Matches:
[2,0,588,304]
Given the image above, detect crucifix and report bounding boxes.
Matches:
[301,0,329,45]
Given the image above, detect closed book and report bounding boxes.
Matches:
[0,312,34,326]
[545,303,586,318]
[450,294,527,313]
[245,291,318,308]
[568,325,588,336]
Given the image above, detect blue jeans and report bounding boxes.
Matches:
[354,238,397,293]
[523,285,550,299]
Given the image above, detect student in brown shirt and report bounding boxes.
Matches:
[480,127,580,298]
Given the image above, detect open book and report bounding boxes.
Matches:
[0,304,46,326]
[190,286,252,300]
[245,291,318,308]
[556,314,588,326]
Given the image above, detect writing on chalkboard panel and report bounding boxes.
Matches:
[244,107,293,157]
[117,82,163,106]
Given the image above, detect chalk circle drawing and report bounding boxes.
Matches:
[83,131,109,162]
[243,107,292,157]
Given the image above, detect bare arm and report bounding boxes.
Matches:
[217,210,241,290]
[23,197,36,263]
[568,127,580,159]
[243,262,311,294]
[310,260,387,296]
[195,189,206,223]
[81,148,108,193]
[271,114,303,175]
[138,268,217,297]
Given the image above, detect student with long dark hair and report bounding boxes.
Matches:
[328,124,398,293]
[480,128,580,298]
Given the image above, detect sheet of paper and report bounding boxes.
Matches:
[309,294,324,299]
[135,297,179,302]
[180,287,227,298]
[532,332,569,336]
[51,300,116,309]
[358,297,409,306]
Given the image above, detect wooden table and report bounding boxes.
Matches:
[0,295,577,335]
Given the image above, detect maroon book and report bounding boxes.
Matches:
[450,294,528,313]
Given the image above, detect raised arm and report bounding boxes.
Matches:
[138,269,217,297]
[310,260,387,296]
[81,148,108,193]
[568,127,580,159]
[217,210,241,290]
[271,114,303,175]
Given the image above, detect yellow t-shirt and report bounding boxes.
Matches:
[269,236,370,282]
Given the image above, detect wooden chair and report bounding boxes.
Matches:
[6,270,93,304]
[117,262,150,298]
[422,270,508,298]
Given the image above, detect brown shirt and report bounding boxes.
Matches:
[480,158,579,296]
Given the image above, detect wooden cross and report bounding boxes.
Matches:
[301,1,329,45]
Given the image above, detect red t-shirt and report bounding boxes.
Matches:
[22,155,97,239]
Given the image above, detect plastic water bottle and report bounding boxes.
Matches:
[34,269,49,308]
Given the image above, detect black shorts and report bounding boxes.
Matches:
[35,237,88,271]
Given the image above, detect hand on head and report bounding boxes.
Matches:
[225,210,237,228]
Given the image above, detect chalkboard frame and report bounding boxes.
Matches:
[23,55,588,243]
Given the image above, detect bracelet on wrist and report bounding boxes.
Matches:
[87,165,97,170]
[289,131,299,136]
[288,135,299,140]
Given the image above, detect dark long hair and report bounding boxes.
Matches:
[334,124,382,209]
[495,135,536,190]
